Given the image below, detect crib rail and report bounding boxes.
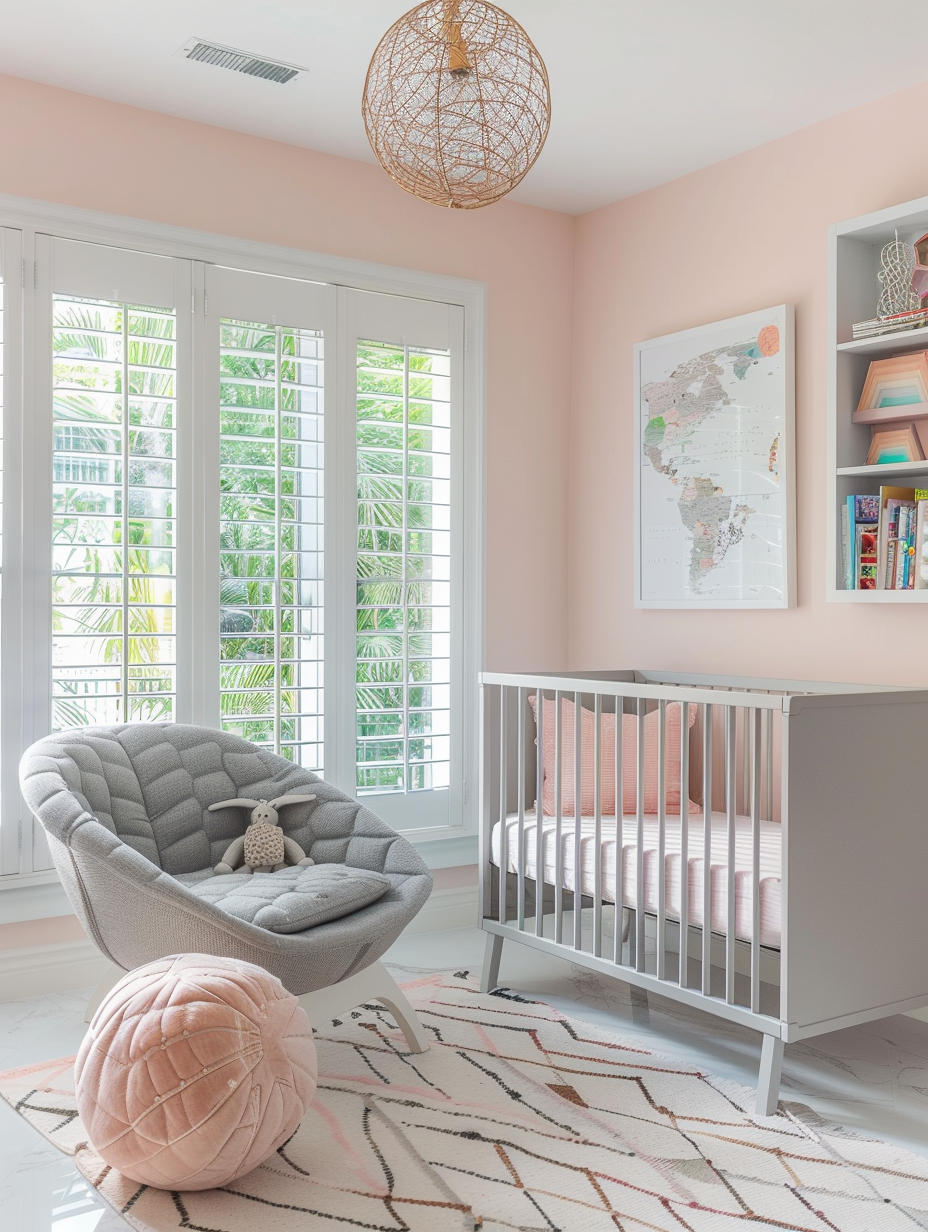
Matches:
[479,670,787,1029]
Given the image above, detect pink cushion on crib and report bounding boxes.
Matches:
[75,954,317,1191]
[529,695,698,816]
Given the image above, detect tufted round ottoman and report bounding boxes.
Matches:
[75,954,317,1191]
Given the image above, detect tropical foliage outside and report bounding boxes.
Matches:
[217,319,323,770]
[52,298,177,731]
[355,340,451,794]
[51,297,450,797]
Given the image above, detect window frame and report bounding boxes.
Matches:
[0,195,486,879]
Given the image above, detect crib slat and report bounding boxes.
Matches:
[535,691,545,940]
[517,686,527,932]
[657,699,667,980]
[765,709,774,821]
[554,690,564,944]
[479,682,495,924]
[498,686,508,927]
[751,707,762,1013]
[701,704,713,996]
[614,694,624,966]
[573,691,583,951]
[725,706,737,1005]
[679,700,690,988]
[635,698,646,972]
[593,693,604,958]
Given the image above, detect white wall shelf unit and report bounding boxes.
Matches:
[828,193,928,601]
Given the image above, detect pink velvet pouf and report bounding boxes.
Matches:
[75,954,317,1191]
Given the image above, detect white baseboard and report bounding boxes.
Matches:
[0,938,109,1002]
[402,883,479,935]
[0,885,479,1001]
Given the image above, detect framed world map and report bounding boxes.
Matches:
[634,305,795,609]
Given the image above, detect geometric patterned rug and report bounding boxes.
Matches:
[2,971,927,1231]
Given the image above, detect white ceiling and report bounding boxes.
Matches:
[2,1,928,215]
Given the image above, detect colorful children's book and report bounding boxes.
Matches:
[841,502,851,590]
[846,494,880,589]
[893,502,917,588]
[877,487,917,589]
[915,495,928,590]
[857,525,879,589]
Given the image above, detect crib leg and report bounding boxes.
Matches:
[629,984,651,1028]
[756,1033,785,1116]
[480,932,504,994]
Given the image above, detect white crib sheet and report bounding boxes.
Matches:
[490,812,782,949]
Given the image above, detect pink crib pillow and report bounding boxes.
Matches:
[75,954,317,1192]
[528,694,698,816]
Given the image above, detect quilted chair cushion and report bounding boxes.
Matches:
[180,865,392,933]
[75,954,317,1191]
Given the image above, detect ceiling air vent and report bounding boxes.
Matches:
[181,39,307,84]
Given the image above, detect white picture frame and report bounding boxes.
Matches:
[634,304,795,609]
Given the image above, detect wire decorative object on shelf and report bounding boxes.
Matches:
[362,0,551,210]
[877,233,921,318]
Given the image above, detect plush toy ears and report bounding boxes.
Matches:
[268,794,317,810]
[207,798,262,813]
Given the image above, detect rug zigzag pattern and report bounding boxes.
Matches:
[3,973,928,1231]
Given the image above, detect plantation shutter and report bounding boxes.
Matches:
[0,239,476,878]
[209,267,329,772]
[10,238,190,874]
[0,228,22,875]
[338,289,465,834]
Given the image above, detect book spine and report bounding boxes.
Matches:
[894,507,908,588]
[856,523,878,589]
[885,505,901,588]
[842,501,851,590]
[917,499,928,590]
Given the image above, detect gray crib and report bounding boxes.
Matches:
[479,669,928,1113]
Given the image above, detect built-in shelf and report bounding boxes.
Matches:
[852,401,928,425]
[836,460,928,478]
[829,194,928,600]
[830,587,928,603]
[837,326,928,355]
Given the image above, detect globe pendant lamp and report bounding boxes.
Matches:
[362,0,551,210]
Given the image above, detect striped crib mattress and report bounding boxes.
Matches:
[490,811,782,949]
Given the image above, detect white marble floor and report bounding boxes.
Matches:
[3,928,928,1229]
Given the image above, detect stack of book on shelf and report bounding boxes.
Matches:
[842,487,928,589]
[852,307,928,339]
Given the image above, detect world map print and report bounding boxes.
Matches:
[637,310,789,607]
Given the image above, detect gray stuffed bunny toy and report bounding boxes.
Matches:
[209,795,317,874]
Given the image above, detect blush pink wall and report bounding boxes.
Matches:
[0,71,574,946]
[570,77,928,686]
[0,71,574,674]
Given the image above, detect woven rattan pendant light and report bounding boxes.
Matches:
[362,1,551,209]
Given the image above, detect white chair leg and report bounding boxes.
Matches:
[83,963,125,1024]
[756,1033,785,1116]
[480,931,504,994]
[298,960,429,1054]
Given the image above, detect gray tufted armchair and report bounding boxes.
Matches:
[19,724,434,1049]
